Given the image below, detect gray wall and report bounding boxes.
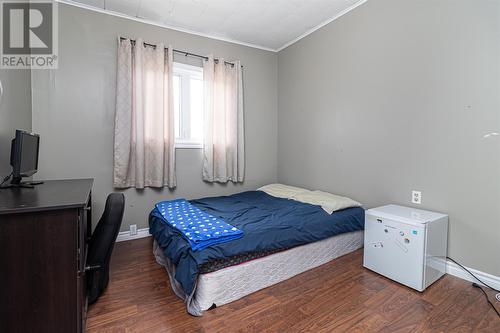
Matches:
[0,69,32,175]
[278,0,500,276]
[32,4,278,231]
[28,0,500,277]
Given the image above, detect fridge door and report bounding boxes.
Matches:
[363,213,427,291]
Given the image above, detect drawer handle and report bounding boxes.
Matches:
[78,265,100,276]
[85,265,101,272]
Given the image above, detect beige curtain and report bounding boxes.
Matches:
[114,38,176,189]
[202,56,244,183]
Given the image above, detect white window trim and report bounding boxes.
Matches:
[175,140,203,149]
[173,62,204,150]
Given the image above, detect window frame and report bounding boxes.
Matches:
[173,62,204,149]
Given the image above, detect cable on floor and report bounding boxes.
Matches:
[473,283,500,317]
[447,256,500,318]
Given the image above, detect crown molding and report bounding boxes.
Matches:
[56,0,368,53]
[55,0,277,52]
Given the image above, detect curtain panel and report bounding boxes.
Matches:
[113,38,176,189]
[202,56,245,183]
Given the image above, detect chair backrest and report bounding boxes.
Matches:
[87,193,125,268]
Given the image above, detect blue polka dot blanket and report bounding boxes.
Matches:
[155,199,244,251]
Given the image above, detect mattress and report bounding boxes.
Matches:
[153,230,364,316]
[149,190,365,297]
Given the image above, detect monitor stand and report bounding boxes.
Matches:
[0,176,44,189]
[3,182,40,189]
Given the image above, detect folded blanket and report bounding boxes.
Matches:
[155,199,243,251]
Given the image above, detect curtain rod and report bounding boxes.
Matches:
[119,37,242,68]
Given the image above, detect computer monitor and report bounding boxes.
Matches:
[10,129,40,185]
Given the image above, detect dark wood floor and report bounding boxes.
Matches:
[87,237,500,332]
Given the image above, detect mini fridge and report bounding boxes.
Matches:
[363,204,448,291]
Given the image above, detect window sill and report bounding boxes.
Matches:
[175,142,203,149]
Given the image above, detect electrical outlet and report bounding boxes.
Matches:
[412,191,422,204]
[129,224,137,236]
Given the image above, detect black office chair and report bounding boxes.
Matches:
[86,193,125,305]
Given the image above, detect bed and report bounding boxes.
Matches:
[149,184,365,316]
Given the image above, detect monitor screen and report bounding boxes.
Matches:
[10,130,40,179]
[19,132,39,175]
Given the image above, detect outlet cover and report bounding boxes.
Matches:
[412,191,422,204]
[129,224,137,236]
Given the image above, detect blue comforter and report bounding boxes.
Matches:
[149,190,364,296]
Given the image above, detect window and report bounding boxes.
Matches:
[173,62,204,148]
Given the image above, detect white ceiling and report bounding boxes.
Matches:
[62,0,367,51]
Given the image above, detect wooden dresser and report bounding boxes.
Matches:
[0,179,93,333]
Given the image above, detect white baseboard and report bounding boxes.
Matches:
[116,227,151,242]
[446,260,500,291]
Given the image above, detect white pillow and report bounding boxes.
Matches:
[258,183,310,199]
[291,190,361,214]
